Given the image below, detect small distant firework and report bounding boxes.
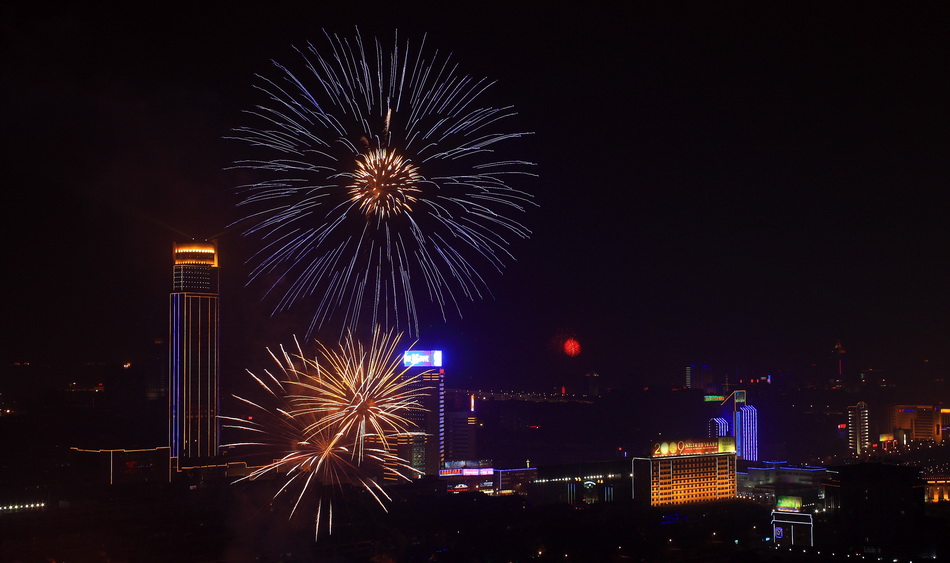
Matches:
[563,337,581,357]
[222,327,428,538]
[229,29,535,337]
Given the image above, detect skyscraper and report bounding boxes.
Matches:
[721,390,758,461]
[400,350,445,476]
[169,241,220,468]
[736,404,759,461]
[708,417,729,439]
[847,401,870,456]
[445,392,477,462]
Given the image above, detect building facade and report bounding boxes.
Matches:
[531,459,630,506]
[401,350,445,476]
[893,405,942,444]
[847,401,870,456]
[735,404,759,461]
[708,417,729,438]
[169,241,220,468]
[633,437,737,506]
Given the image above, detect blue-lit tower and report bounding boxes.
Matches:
[736,404,758,461]
[169,241,220,469]
[722,390,758,461]
[708,417,730,438]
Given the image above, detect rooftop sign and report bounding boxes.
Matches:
[403,350,443,367]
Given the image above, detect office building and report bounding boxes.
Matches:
[722,390,758,461]
[708,417,729,438]
[632,437,737,506]
[401,350,445,476]
[893,405,942,444]
[736,404,758,461]
[445,410,478,461]
[847,401,870,456]
[443,389,477,462]
[737,461,830,509]
[685,363,716,393]
[169,241,220,468]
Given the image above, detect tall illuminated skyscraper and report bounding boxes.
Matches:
[169,241,220,468]
[848,401,870,456]
[721,390,758,461]
[400,350,445,476]
[735,404,758,461]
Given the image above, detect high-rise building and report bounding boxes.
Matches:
[708,417,729,438]
[847,401,870,456]
[632,437,737,506]
[400,350,445,476]
[445,391,477,461]
[893,405,942,444]
[169,241,220,469]
[685,363,715,392]
[721,390,759,461]
[736,404,759,461]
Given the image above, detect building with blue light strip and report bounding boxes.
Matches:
[169,241,220,469]
[720,390,758,462]
[736,404,758,461]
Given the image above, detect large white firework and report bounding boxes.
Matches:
[230,29,535,336]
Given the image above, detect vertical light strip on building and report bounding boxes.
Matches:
[736,405,758,462]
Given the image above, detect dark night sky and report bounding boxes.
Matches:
[3,4,950,391]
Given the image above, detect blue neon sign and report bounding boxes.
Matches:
[403,350,443,367]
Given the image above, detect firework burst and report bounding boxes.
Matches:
[222,327,428,538]
[229,29,535,336]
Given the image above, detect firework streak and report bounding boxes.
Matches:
[222,327,430,538]
[230,29,535,336]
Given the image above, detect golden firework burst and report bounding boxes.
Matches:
[349,148,421,219]
[223,327,430,539]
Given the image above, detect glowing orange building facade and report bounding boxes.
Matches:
[169,242,220,468]
[633,437,737,506]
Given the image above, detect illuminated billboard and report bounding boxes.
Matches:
[776,496,802,512]
[651,437,736,457]
[439,468,493,477]
[403,350,443,367]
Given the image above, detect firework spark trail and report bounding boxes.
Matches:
[230,29,536,337]
[222,328,428,538]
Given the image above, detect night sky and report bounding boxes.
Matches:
[4,4,950,391]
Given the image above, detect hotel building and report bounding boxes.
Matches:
[632,437,737,506]
[847,401,870,456]
[399,350,445,476]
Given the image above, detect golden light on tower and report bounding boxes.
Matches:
[348,148,421,219]
[173,242,218,266]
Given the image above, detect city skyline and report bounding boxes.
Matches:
[4,5,950,392]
